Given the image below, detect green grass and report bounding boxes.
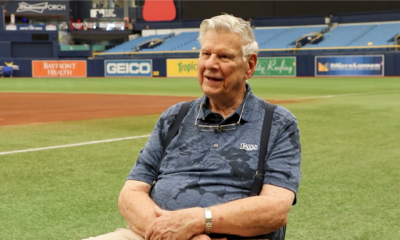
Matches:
[1,77,400,239]
[0,115,158,152]
[1,77,400,99]
[287,93,400,239]
[0,77,204,96]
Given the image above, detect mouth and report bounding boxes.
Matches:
[205,76,223,82]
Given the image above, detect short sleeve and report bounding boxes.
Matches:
[264,108,301,204]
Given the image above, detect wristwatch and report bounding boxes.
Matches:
[203,207,212,234]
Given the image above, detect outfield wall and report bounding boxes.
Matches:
[2,51,400,77]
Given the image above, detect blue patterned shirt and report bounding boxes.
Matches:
[127,84,301,238]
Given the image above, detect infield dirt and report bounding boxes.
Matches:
[0,93,299,126]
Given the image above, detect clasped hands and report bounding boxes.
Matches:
[145,206,226,240]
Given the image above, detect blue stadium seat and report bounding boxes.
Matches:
[255,26,327,49]
[104,34,172,53]
[306,24,385,48]
[347,22,400,47]
[102,22,400,53]
[140,32,200,52]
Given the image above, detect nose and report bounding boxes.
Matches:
[204,54,219,70]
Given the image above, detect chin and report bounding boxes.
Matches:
[202,86,220,97]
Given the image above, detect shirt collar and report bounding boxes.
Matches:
[198,83,254,124]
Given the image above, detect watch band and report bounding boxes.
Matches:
[203,207,212,234]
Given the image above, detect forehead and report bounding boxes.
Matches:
[201,30,242,53]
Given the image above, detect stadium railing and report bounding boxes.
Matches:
[92,45,400,58]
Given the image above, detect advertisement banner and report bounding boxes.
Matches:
[104,60,152,77]
[6,1,69,14]
[167,59,198,77]
[32,60,87,77]
[5,24,56,31]
[90,8,124,18]
[315,55,384,76]
[254,57,296,77]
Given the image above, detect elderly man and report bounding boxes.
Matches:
[83,14,301,240]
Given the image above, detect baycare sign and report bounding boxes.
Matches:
[32,60,87,78]
[6,1,68,14]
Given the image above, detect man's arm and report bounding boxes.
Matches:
[145,184,294,240]
[119,102,195,237]
[209,184,294,236]
[118,180,157,237]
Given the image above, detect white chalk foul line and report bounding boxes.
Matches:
[2,89,399,156]
[292,89,400,100]
[0,135,151,156]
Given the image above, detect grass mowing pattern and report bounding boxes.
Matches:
[1,77,400,239]
[287,94,400,239]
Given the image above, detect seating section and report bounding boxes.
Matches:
[101,21,400,53]
[307,22,400,48]
[103,34,171,53]
[307,24,376,48]
[347,22,400,47]
[255,26,327,49]
[140,32,200,52]
[140,26,326,52]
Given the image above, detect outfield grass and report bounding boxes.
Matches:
[1,77,399,99]
[1,77,400,240]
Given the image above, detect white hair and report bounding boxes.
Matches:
[198,14,259,60]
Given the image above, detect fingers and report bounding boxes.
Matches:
[190,234,227,240]
[190,234,211,240]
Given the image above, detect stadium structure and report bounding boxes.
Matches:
[1,0,400,77]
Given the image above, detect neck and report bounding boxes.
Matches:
[208,89,247,119]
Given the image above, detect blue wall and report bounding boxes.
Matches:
[0,42,11,58]
[331,10,400,24]
[12,42,54,58]
[0,6,4,30]
[2,51,400,77]
[87,58,104,77]
[0,31,59,58]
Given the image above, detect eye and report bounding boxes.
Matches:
[219,55,231,60]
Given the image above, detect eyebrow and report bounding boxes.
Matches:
[200,46,237,56]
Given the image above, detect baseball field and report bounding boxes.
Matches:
[0,77,399,240]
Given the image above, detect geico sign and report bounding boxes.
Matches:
[107,62,151,74]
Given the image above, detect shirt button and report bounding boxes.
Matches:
[213,143,219,148]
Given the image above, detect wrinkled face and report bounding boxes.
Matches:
[198,30,255,102]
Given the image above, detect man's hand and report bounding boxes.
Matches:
[190,234,211,240]
[145,206,205,240]
[190,235,210,240]
[190,234,227,240]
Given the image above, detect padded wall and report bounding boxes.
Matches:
[11,43,53,58]
[3,51,400,77]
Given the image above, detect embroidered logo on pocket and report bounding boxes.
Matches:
[240,143,258,151]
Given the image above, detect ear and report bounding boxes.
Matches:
[244,53,257,80]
